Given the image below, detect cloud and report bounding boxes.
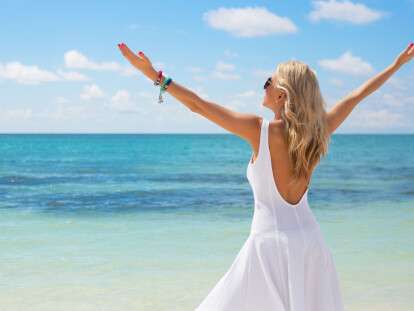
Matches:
[235,90,257,98]
[186,66,204,74]
[252,68,273,78]
[46,105,88,121]
[80,84,105,100]
[203,7,298,37]
[57,70,90,81]
[308,0,386,24]
[186,66,206,82]
[1,108,33,120]
[224,49,239,58]
[346,108,405,130]
[329,78,344,87]
[110,89,141,113]
[0,61,92,84]
[0,61,60,84]
[63,50,168,77]
[386,76,409,91]
[211,61,240,80]
[318,51,374,75]
[64,50,121,71]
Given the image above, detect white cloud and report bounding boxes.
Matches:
[224,49,239,58]
[0,61,91,85]
[110,89,141,113]
[203,7,298,37]
[80,84,105,100]
[120,66,139,76]
[386,76,408,91]
[0,61,60,84]
[380,91,414,108]
[64,50,121,71]
[347,108,405,129]
[211,61,240,80]
[308,0,385,24]
[193,75,207,82]
[252,68,273,78]
[46,105,88,121]
[137,91,154,99]
[2,108,33,120]
[64,49,144,76]
[186,67,206,82]
[235,90,257,98]
[318,51,374,75]
[186,66,204,74]
[329,78,344,87]
[57,70,90,81]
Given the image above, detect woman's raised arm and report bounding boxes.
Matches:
[117,43,260,145]
[326,42,414,134]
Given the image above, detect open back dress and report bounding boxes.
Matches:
[195,117,344,311]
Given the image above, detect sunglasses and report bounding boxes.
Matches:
[263,77,272,90]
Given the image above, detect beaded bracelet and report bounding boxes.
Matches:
[161,77,172,91]
[158,76,173,104]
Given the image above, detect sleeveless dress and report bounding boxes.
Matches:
[195,118,345,311]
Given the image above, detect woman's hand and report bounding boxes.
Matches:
[395,42,414,67]
[117,42,154,74]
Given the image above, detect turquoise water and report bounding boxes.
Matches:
[0,134,413,310]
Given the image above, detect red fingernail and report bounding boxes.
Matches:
[410,43,414,47]
[138,51,143,55]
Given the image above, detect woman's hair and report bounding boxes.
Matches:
[273,60,330,182]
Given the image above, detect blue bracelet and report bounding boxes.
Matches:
[160,77,172,91]
[158,76,172,103]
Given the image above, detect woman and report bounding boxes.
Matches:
[118,42,413,311]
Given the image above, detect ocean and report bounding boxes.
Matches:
[0,134,413,310]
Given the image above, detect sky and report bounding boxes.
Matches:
[0,0,413,133]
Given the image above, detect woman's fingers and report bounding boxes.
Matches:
[117,42,153,73]
[407,42,414,55]
[396,42,414,66]
[138,51,149,62]
[117,43,141,62]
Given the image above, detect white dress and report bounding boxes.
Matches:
[195,118,344,311]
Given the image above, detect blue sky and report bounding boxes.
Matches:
[0,0,413,133]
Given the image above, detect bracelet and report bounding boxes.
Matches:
[160,77,172,91]
[153,70,163,86]
[158,76,173,104]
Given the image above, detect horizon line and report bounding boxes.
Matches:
[0,132,413,135]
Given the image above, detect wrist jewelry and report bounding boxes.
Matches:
[158,76,173,104]
[154,70,163,86]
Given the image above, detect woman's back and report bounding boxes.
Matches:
[251,117,319,206]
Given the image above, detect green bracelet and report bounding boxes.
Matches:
[158,76,172,104]
[160,77,172,91]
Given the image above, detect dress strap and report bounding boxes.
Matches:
[259,118,269,161]
[250,117,268,165]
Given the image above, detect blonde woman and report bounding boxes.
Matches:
[118,43,414,311]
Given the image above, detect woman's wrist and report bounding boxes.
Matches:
[143,67,158,82]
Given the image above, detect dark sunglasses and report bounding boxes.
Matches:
[263,77,272,90]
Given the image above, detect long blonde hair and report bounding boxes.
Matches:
[273,60,330,182]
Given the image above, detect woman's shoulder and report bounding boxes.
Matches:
[268,119,286,145]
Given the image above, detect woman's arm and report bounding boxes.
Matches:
[326,43,414,134]
[117,43,260,145]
